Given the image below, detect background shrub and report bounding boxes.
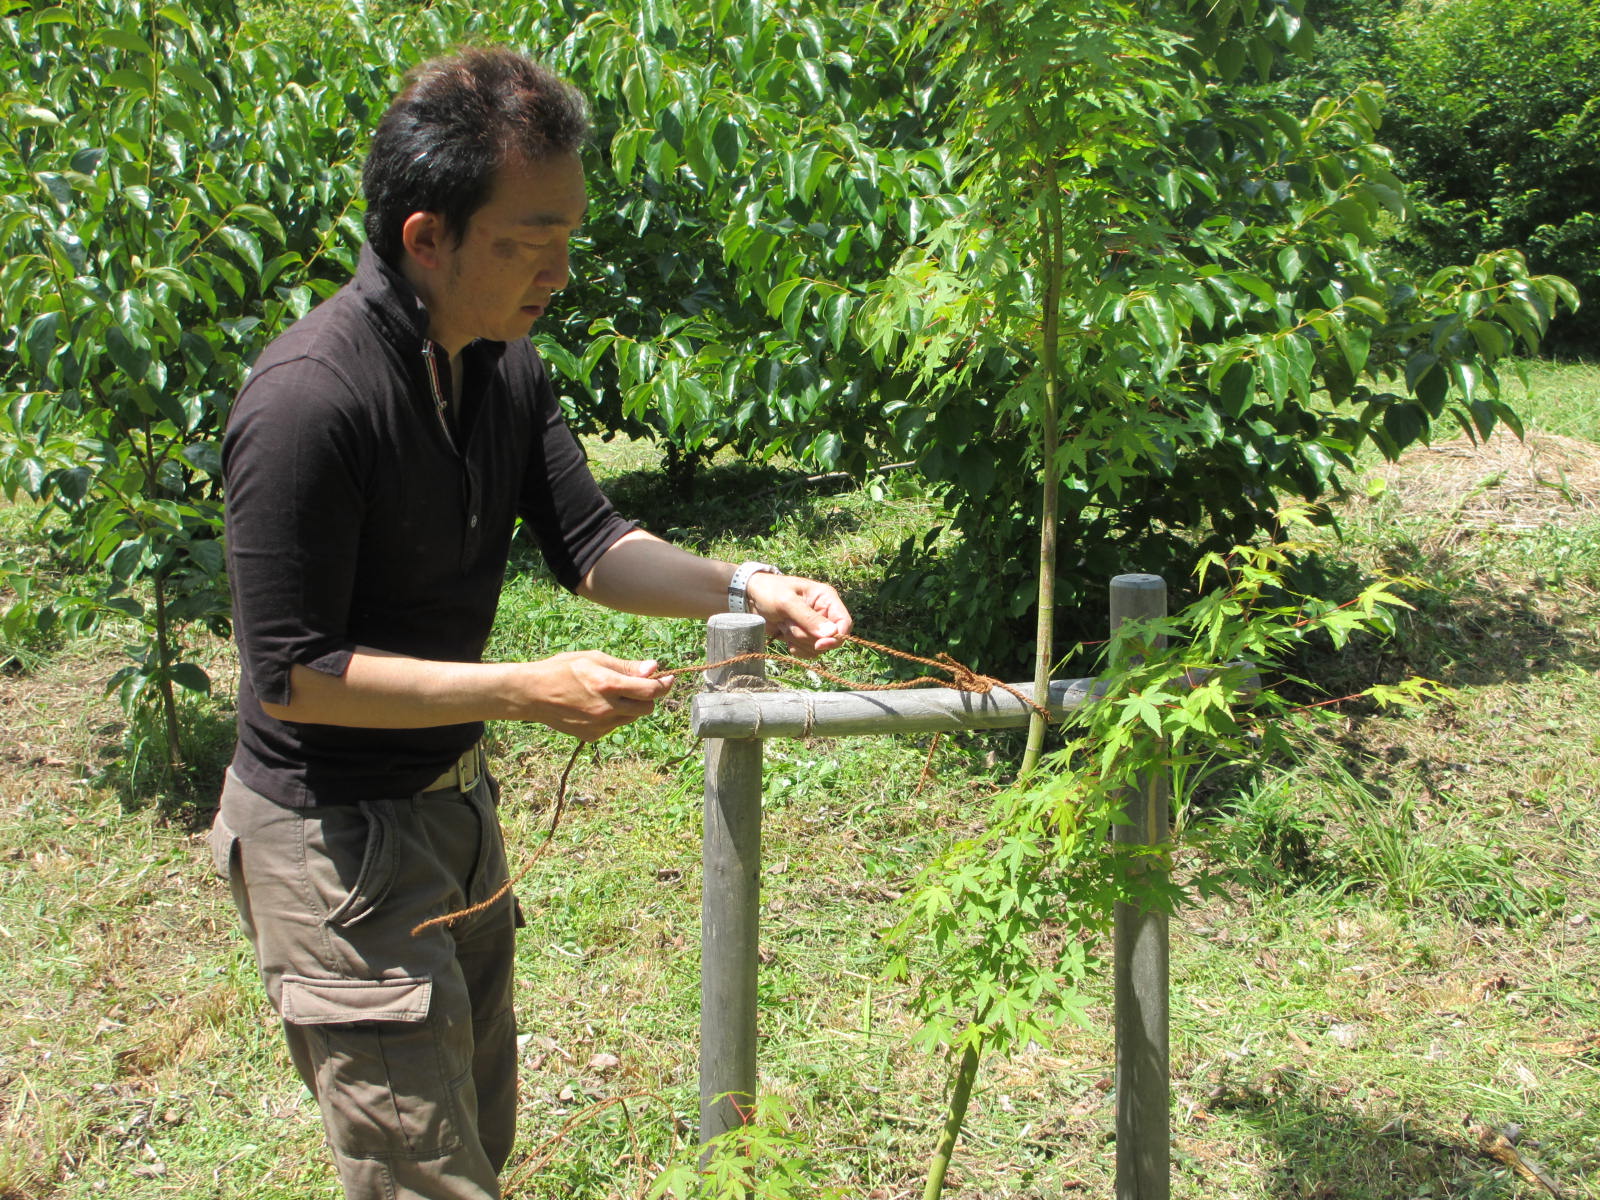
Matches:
[1293,0,1600,351]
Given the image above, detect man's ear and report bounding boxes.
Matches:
[400,211,449,269]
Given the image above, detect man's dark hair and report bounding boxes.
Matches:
[362,47,590,263]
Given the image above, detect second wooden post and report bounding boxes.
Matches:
[1110,573,1171,1200]
[699,612,768,1147]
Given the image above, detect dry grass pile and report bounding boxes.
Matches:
[1365,430,1600,532]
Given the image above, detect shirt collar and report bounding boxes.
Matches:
[351,244,511,371]
[351,244,431,349]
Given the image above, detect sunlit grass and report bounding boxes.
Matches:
[1502,358,1600,442]
[3,369,1600,1197]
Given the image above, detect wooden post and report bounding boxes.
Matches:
[1110,573,1170,1200]
[699,612,767,1148]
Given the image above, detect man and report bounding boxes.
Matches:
[209,47,852,1200]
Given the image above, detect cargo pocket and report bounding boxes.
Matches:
[281,974,433,1024]
[316,801,398,928]
[282,974,469,1160]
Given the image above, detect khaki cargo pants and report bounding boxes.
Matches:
[209,765,518,1200]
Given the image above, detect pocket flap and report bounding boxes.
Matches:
[280,974,432,1026]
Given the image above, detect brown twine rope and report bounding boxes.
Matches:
[665,634,1050,719]
[411,739,587,937]
[410,634,1051,937]
[501,1089,667,1198]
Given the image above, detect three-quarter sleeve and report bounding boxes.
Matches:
[223,356,370,707]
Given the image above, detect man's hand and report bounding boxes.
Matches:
[513,652,675,740]
[743,573,853,658]
[264,648,673,738]
[579,532,853,658]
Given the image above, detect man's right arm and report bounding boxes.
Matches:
[227,358,670,741]
[261,647,673,741]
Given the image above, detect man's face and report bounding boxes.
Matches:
[420,151,587,354]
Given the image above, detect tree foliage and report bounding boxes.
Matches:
[534,0,952,491]
[512,0,1583,676]
[0,0,385,766]
[0,0,1580,766]
[1383,0,1600,352]
[1286,0,1403,100]
[855,0,1576,671]
[1286,0,1599,351]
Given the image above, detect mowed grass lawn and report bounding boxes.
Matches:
[2,360,1598,1199]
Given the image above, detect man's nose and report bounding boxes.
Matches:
[536,244,570,291]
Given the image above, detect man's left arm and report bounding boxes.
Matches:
[577,529,852,658]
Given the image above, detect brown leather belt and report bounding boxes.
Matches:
[420,744,484,795]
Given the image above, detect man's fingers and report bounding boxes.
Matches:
[773,586,854,656]
[611,662,673,698]
[583,651,650,675]
[579,654,672,696]
[822,596,853,639]
[633,658,676,688]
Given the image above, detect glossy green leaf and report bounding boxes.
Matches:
[1216,360,1253,417]
[622,62,647,115]
[1257,348,1291,406]
[103,68,153,94]
[94,27,154,56]
[711,119,744,171]
[1382,401,1427,449]
[11,104,61,126]
[233,204,286,243]
[185,536,225,575]
[104,323,150,383]
[821,291,852,353]
[168,661,211,694]
[23,311,62,370]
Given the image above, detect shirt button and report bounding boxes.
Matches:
[470,514,479,528]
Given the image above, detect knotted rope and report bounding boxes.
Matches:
[410,634,1050,936]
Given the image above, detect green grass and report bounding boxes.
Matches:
[1500,359,1600,443]
[4,371,1600,1198]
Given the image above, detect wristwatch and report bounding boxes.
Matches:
[727,561,781,614]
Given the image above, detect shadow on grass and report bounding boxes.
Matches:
[1281,542,1599,707]
[591,458,1600,696]
[1203,1082,1517,1199]
[588,458,865,551]
[94,702,236,831]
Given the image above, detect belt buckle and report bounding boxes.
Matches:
[425,744,481,795]
[454,744,481,793]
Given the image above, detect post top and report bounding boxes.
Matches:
[707,612,768,631]
[1110,573,1166,590]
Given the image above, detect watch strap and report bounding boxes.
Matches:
[727,561,781,613]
